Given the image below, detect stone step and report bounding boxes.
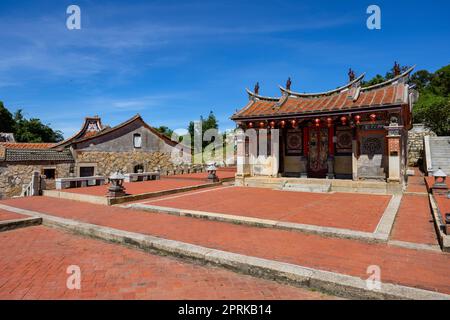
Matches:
[282,183,332,193]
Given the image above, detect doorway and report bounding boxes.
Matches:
[308,127,329,178]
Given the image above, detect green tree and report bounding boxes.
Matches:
[429,65,450,96]
[13,110,64,143]
[154,125,174,138]
[410,69,433,91]
[0,101,15,133]
[413,93,450,136]
[362,63,411,87]
[361,74,385,87]
[188,111,219,152]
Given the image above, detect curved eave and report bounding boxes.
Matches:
[279,73,365,97]
[51,117,103,149]
[361,65,416,91]
[245,88,280,101]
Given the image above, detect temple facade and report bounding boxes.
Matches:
[231,65,418,186]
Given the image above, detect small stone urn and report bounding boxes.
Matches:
[207,163,219,182]
[107,171,126,197]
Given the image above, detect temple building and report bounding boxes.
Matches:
[231,65,418,187]
[0,114,187,199]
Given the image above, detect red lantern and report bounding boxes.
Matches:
[248,122,253,128]
[340,116,347,125]
[354,115,361,124]
[326,117,333,127]
[259,121,265,128]
[269,121,275,128]
[370,114,377,122]
[280,120,286,128]
[314,118,320,127]
[291,119,297,128]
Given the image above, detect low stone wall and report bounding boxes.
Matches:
[407,124,436,166]
[0,163,71,199]
[75,151,175,177]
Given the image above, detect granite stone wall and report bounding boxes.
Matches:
[75,151,175,176]
[0,163,71,199]
[407,124,436,166]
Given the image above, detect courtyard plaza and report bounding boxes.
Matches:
[0,168,449,299]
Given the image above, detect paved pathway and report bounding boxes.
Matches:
[0,225,332,300]
[139,186,391,232]
[2,196,449,295]
[391,194,439,245]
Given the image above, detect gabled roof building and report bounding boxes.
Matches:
[232,64,417,185]
[0,114,187,199]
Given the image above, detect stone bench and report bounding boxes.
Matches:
[55,176,107,190]
[123,172,160,183]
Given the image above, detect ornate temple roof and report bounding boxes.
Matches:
[231,66,415,120]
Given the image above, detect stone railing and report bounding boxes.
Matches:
[20,171,41,197]
[124,172,160,183]
[55,176,106,190]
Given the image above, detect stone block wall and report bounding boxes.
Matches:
[407,124,436,166]
[75,151,175,176]
[0,163,72,199]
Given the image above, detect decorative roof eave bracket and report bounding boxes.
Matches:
[278,73,365,98]
[361,65,416,91]
[245,88,281,102]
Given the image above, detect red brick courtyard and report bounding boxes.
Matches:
[139,186,392,232]
[0,225,331,300]
[1,194,449,296]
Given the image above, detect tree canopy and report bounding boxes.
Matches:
[0,102,15,133]
[153,125,174,138]
[363,64,450,136]
[0,102,64,142]
[188,111,219,151]
[412,65,450,136]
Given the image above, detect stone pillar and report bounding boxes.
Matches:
[236,129,245,176]
[235,129,247,186]
[352,140,358,181]
[386,124,403,183]
[271,129,280,177]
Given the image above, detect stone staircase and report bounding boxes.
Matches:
[425,136,450,175]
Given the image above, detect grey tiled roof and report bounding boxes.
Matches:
[5,148,74,162]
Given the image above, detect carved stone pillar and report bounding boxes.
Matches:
[385,124,403,183]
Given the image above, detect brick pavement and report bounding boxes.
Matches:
[390,195,439,245]
[0,209,25,221]
[140,186,391,232]
[0,225,332,300]
[406,176,428,193]
[61,178,209,197]
[2,196,449,294]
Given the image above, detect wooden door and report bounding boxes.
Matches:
[308,127,329,178]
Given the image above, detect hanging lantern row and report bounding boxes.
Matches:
[244,113,378,129]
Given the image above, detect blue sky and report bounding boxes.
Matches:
[0,0,449,138]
